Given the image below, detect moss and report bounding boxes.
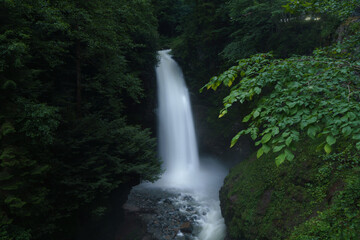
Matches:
[220,141,360,240]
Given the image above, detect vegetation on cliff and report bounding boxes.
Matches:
[220,143,360,239]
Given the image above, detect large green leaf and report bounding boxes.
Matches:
[352,134,360,140]
[326,135,336,146]
[273,145,286,152]
[324,144,332,154]
[285,137,293,146]
[257,147,264,158]
[261,133,272,144]
[307,126,318,139]
[243,114,252,123]
[342,126,352,137]
[285,149,295,161]
[275,153,286,166]
[230,130,244,148]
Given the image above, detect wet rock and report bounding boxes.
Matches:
[179,222,193,234]
[185,206,194,212]
[182,195,194,201]
[119,185,202,240]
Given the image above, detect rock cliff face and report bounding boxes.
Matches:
[219,141,360,239]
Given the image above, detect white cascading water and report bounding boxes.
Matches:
[154,49,227,240]
[156,49,200,187]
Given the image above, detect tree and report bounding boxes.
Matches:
[172,0,231,91]
[222,0,340,62]
[284,0,360,20]
[0,0,161,239]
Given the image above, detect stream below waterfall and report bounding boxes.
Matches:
[121,50,227,240]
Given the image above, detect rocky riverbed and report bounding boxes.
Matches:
[117,185,212,240]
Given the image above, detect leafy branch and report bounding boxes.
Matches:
[202,34,360,166]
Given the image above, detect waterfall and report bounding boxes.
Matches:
[153,49,226,240]
[156,49,200,188]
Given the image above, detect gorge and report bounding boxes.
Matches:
[1,1,359,240]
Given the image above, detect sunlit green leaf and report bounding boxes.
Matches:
[273,145,285,152]
[257,147,264,158]
[261,133,272,144]
[243,114,252,123]
[285,137,293,146]
[262,144,271,154]
[230,131,244,148]
[324,144,332,154]
[285,149,294,161]
[253,110,260,118]
[275,153,286,166]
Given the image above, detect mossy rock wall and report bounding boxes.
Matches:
[220,142,360,239]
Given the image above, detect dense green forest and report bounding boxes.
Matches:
[0,1,160,239]
[1,0,360,239]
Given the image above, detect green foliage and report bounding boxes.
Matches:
[17,100,60,144]
[222,0,340,62]
[0,225,31,240]
[151,0,190,39]
[0,0,161,239]
[0,122,15,137]
[172,0,230,91]
[289,179,360,239]
[284,0,360,20]
[204,32,360,164]
[289,150,360,239]
[220,141,360,240]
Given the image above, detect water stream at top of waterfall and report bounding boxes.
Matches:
[149,49,227,240]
